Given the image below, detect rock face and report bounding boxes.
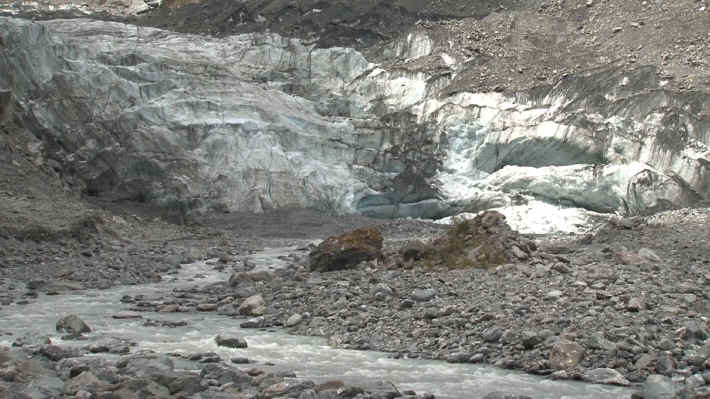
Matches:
[309,227,383,272]
[1,12,708,220]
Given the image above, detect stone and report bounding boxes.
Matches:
[373,283,395,298]
[196,303,218,311]
[615,247,646,265]
[200,364,252,386]
[285,313,304,327]
[655,353,676,376]
[309,227,383,272]
[113,379,171,399]
[638,248,662,262]
[112,311,142,319]
[546,290,563,299]
[411,288,436,302]
[400,241,432,261]
[643,374,679,399]
[238,294,266,316]
[483,327,504,343]
[683,321,709,341]
[240,316,266,328]
[56,315,91,336]
[686,374,706,391]
[587,333,617,352]
[63,371,110,395]
[520,330,540,350]
[40,345,81,361]
[549,340,585,370]
[169,375,205,395]
[215,335,248,349]
[583,368,630,386]
[635,354,657,370]
[482,393,533,399]
[627,297,644,312]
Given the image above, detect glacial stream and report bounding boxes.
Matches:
[0,247,635,399]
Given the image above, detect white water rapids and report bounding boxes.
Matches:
[0,247,634,399]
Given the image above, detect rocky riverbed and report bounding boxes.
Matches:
[6,206,696,399]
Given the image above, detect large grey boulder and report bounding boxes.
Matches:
[56,315,91,337]
[237,294,266,316]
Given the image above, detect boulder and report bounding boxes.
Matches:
[309,227,383,272]
[215,335,248,349]
[56,315,91,336]
[200,364,252,386]
[582,368,630,386]
[427,211,535,269]
[399,240,432,261]
[112,379,171,399]
[285,313,304,327]
[549,340,585,370]
[238,294,266,316]
[63,371,110,395]
[643,374,679,399]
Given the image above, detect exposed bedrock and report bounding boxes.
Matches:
[1,17,708,219]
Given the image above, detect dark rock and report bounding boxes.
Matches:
[240,316,266,328]
[400,240,432,261]
[112,311,142,319]
[112,378,171,398]
[482,392,534,399]
[12,333,51,347]
[520,330,540,349]
[63,371,110,395]
[656,353,676,376]
[264,381,316,398]
[40,345,81,361]
[446,352,472,363]
[26,280,46,290]
[683,321,709,341]
[169,374,205,395]
[483,327,504,343]
[215,335,248,349]
[200,364,252,386]
[309,227,383,272]
[56,315,91,336]
[196,303,218,311]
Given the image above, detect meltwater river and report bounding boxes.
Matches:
[0,247,634,399]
